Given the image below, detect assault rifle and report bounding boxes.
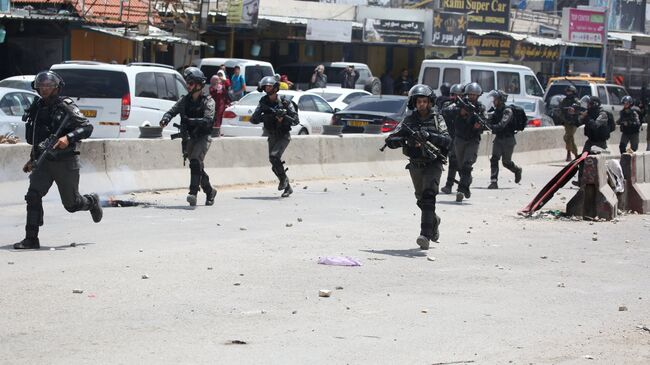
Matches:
[257,102,298,126]
[170,122,189,165]
[456,97,492,131]
[380,122,447,164]
[34,114,72,170]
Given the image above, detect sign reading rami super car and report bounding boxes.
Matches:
[441,0,510,31]
[432,11,468,47]
[363,18,424,45]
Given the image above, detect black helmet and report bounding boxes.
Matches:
[407,84,434,110]
[183,67,206,85]
[439,82,451,97]
[257,75,280,93]
[464,82,482,96]
[565,85,577,94]
[32,71,64,90]
[622,95,633,104]
[488,89,508,104]
[580,95,601,109]
[450,83,463,96]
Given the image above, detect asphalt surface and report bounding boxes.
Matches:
[1,161,649,364]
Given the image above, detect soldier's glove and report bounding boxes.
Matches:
[417,130,430,140]
[159,117,170,128]
[22,160,33,173]
[429,132,451,149]
[384,136,404,149]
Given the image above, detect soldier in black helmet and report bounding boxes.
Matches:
[617,95,641,154]
[13,71,102,250]
[384,84,451,250]
[453,82,485,202]
[574,95,613,185]
[250,76,299,198]
[559,85,580,161]
[160,67,217,207]
[486,90,522,189]
[440,83,463,194]
[435,82,452,111]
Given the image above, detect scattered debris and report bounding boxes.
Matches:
[7,261,14,265]
[637,325,650,333]
[101,198,152,207]
[139,249,143,253]
[303,186,308,190]
[286,223,293,227]
[619,306,628,312]
[292,310,297,314]
[72,289,84,294]
[625,240,630,243]
[297,217,303,222]
[459,241,468,245]
[239,227,247,231]
[592,237,598,242]
[49,248,55,251]
[318,256,362,266]
[431,361,475,365]
[234,283,241,286]
[540,256,548,259]
[323,187,328,192]
[421,309,428,313]
[335,286,344,290]
[557,282,566,288]
[141,274,149,279]
[207,267,213,270]
[0,135,20,144]
[319,289,332,298]
[427,256,436,262]
[227,340,247,345]
[361,193,365,196]
[70,242,77,247]
[584,355,594,360]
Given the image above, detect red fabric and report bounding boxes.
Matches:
[209,82,230,128]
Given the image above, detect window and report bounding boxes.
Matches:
[175,75,188,99]
[356,69,371,84]
[342,92,367,104]
[443,68,460,85]
[245,66,274,87]
[55,69,129,98]
[422,67,440,89]
[156,73,179,101]
[0,93,28,116]
[470,70,495,92]
[597,86,607,103]
[525,75,544,97]
[606,86,628,105]
[313,96,333,113]
[135,72,159,98]
[298,95,317,112]
[497,72,520,94]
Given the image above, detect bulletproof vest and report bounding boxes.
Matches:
[26,98,68,146]
[560,95,579,123]
[620,108,641,134]
[260,95,292,134]
[182,93,211,136]
[402,111,444,160]
[454,109,482,141]
[584,108,610,142]
[491,105,516,137]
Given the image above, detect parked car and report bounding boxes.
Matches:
[220,90,335,137]
[0,75,35,91]
[50,61,187,138]
[0,87,38,140]
[193,58,274,94]
[277,62,381,94]
[544,79,629,125]
[306,87,371,111]
[330,95,408,133]
[509,100,554,128]
[418,60,546,114]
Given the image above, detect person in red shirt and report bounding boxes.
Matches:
[209,71,231,137]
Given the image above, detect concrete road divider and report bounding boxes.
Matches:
[566,154,618,220]
[0,127,642,206]
[620,152,650,213]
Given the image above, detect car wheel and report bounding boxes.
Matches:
[364,77,382,95]
[298,128,309,135]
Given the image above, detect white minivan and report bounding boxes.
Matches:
[194,58,275,93]
[418,60,546,114]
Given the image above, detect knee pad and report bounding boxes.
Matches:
[189,159,202,174]
[25,190,42,206]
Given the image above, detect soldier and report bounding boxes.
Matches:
[14,71,102,250]
[453,82,485,202]
[250,76,299,198]
[435,82,451,111]
[575,96,613,185]
[160,67,217,207]
[486,90,523,189]
[618,95,641,154]
[559,85,580,161]
[440,83,463,194]
[384,84,451,250]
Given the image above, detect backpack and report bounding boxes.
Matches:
[605,110,615,132]
[508,104,528,132]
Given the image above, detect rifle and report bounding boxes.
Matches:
[33,114,72,170]
[380,121,447,164]
[258,102,298,126]
[456,97,492,131]
[170,122,189,165]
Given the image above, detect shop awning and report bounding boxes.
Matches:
[608,32,650,42]
[468,29,578,47]
[82,25,207,46]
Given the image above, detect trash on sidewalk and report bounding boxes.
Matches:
[318,256,362,266]
[319,289,332,297]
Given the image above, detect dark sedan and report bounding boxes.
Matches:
[331,95,408,133]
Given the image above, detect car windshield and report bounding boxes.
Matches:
[317,92,342,102]
[0,80,32,91]
[545,84,591,103]
[54,69,129,98]
[345,98,406,113]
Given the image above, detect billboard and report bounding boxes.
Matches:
[441,0,510,31]
[591,0,646,33]
[432,11,467,47]
[227,0,259,26]
[561,8,606,44]
[306,19,353,43]
[363,18,424,45]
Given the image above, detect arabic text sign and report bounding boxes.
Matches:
[432,11,467,47]
[562,8,606,44]
[363,18,424,45]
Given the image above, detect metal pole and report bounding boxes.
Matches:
[601,5,608,77]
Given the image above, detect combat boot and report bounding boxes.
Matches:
[487,182,498,189]
[514,167,523,184]
[281,184,293,198]
[455,191,464,202]
[14,237,40,250]
[206,188,217,206]
[88,194,103,223]
[278,176,289,191]
[440,185,452,194]
[416,235,430,250]
[432,215,441,242]
[187,194,197,206]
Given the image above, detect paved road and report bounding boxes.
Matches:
[1,162,649,364]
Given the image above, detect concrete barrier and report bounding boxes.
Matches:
[0,126,645,206]
[566,154,618,220]
[620,152,650,213]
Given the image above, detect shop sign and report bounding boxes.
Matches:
[363,18,424,45]
[432,11,467,47]
[441,0,510,31]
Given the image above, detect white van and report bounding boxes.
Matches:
[418,60,546,114]
[194,58,275,93]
